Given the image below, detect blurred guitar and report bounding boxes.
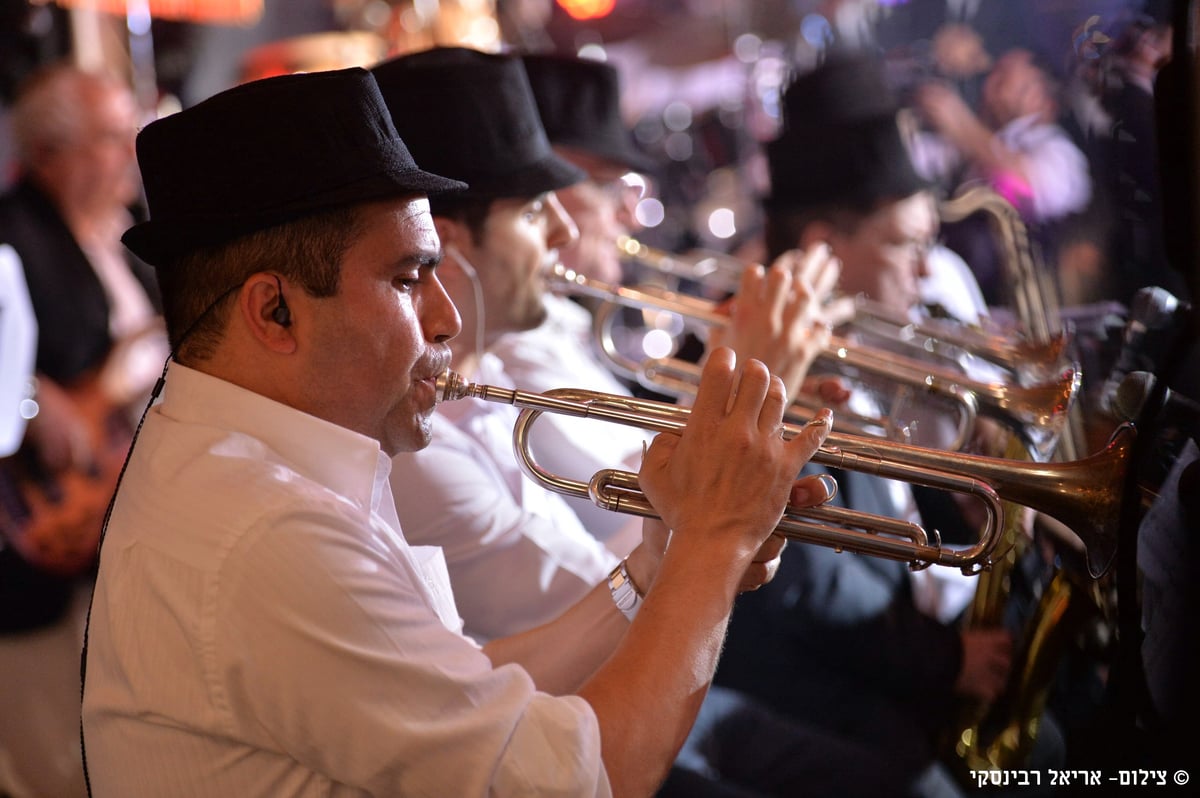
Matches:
[0,323,167,577]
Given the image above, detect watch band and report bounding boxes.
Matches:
[607,559,642,622]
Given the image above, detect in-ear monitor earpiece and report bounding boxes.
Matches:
[272,275,292,328]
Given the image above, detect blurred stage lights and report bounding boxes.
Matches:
[557,0,615,21]
[634,197,665,228]
[707,207,736,239]
[42,0,263,25]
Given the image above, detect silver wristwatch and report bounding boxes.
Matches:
[607,559,642,621]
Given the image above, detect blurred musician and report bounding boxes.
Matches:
[513,52,844,538]
[0,63,162,798]
[764,53,1000,458]
[911,47,1092,306]
[490,52,658,550]
[715,53,1068,798]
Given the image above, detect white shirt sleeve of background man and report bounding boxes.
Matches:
[919,243,988,325]
[491,297,649,554]
[391,410,618,641]
[996,115,1092,222]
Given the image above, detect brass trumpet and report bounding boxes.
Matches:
[634,356,956,447]
[614,234,1071,377]
[850,294,1070,378]
[616,234,744,295]
[619,234,739,295]
[550,263,1081,461]
[436,371,1126,578]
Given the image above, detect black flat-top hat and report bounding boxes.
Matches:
[765,54,928,213]
[520,53,657,175]
[123,67,466,268]
[371,47,585,200]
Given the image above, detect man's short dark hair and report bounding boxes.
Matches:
[158,205,364,363]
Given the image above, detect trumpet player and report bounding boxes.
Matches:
[486,51,662,550]
[498,52,847,552]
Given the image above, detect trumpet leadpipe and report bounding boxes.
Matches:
[616,234,745,294]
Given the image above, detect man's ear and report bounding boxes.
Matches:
[239,272,296,354]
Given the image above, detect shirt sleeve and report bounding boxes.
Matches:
[491,321,652,551]
[212,502,612,797]
[521,411,648,554]
[1023,131,1092,221]
[999,123,1092,221]
[389,431,617,640]
[919,245,987,325]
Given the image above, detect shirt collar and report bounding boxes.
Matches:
[158,363,390,516]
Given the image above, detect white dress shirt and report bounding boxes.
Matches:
[845,276,995,624]
[991,113,1092,222]
[911,113,1092,223]
[82,364,609,797]
[490,294,649,553]
[390,352,620,642]
[919,244,988,326]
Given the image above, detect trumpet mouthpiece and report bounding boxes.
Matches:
[434,372,520,406]
[434,371,470,403]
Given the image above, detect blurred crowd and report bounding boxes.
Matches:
[586,0,1187,318]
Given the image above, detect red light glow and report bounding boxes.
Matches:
[557,0,616,21]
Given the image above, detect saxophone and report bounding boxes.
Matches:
[944,435,1102,776]
[937,186,1098,775]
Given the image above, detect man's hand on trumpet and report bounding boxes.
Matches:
[637,349,834,600]
[709,243,854,404]
[800,374,855,413]
[627,519,795,597]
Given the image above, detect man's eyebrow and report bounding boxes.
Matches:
[400,250,443,270]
